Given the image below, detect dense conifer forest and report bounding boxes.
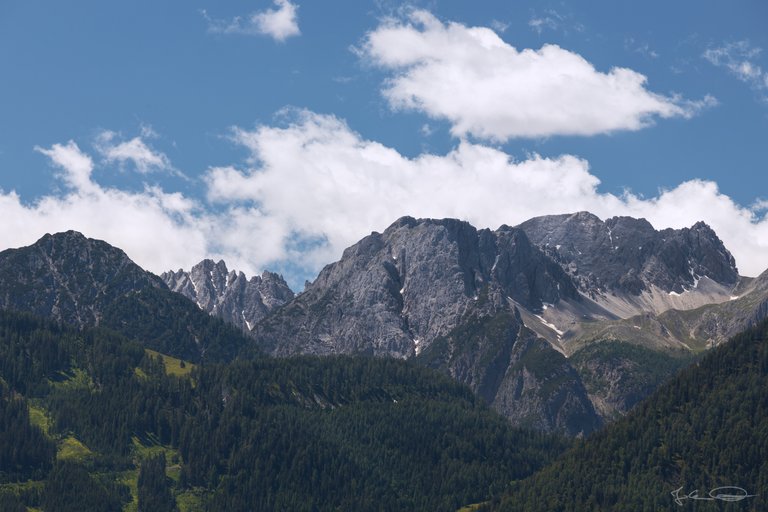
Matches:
[0,311,568,511]
[488,317,768,511]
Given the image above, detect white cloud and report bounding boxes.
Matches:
[359,10,714,140]
[33,141,96,193]
[6,112,768,291]
[490,19,509,33]
[703,41,768,99]
[203,0,300,42]
[205,110,768,278]
[528,12,561,35]
[9,142,208,274]
[625,38,659,59]
[95,131,174,174]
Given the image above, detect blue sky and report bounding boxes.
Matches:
[1,1,767,289]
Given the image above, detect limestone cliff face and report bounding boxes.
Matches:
[162,260,294,333]
[249,217,598,435]
[418,310,601,437]
[154,213,767,436]
[253,217,577,358]
[519,212,738,296]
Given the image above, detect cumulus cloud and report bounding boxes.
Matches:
[5,111,768,290]
[8,141,208,274]
[34,141,97,193]
[206,110,768,278]
[203,0,300,42]
[95,131,175,174]
[359,10,714,140]
[703,41,768,100]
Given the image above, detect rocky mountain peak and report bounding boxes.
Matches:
[255,216,579,358]
[518,212,739,299]
[161,260,294,333]
[0,231,164,326]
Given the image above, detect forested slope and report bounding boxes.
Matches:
[0,311,568,511]
[489,317,768,511]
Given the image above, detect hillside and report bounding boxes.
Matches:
[0,232,255,363]
[0,310,568,511]
[488,316,768,511]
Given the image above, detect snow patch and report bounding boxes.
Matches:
[242,310,253,331]
[534,314,564,337]
[490,254,500,273]
[730,295,740,301]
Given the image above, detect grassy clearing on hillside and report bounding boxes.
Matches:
[458,503,489,511]
[27,404,51,437]
[57,436,94,462]
[144,349,195,377]
[51,367,94,391]
[117,469,139,512]
[124,436,202,512]
[175,488,207,512]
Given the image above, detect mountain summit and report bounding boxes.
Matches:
[518,212,739,318]
[0,230,164,326]
[161,260,293,333]
[254,216,578,358]
[251,216,601,435]
[0,231,252,362]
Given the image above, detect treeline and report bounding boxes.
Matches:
[0,386,56,482]
[100,286,250,363]
[0,310,569,511]
[488,317,768,511]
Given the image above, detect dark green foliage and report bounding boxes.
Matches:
[100,286,253,363]
[0,388,56,482]
[0,309,568,511]
[491,317,768,511]
[42,461,127,512]
[138,454,178,512]
[0,311,71,396]
[0,491,26,512]
[417,311,520,404]
[571,341,694,417]
[181,357,568,511]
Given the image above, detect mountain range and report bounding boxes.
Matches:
[0,212,766,436]
[168,212,767,434]
[0,211,767,510]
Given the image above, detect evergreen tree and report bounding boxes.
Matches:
[42,461,125,512]
[138,454,178,512]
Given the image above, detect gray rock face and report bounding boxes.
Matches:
[254,217,577,358]
[518,212,739,296]
[152,213,761,435]
[631,267,768,351]
[161,260,294,333]
[418,310,602,436]
[0,231,164,326]
[0,232,259,363]
[251,217,597,436]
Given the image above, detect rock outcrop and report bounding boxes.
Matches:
[162,260,294,333]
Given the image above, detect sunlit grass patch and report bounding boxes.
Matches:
[144,349,195,377]
[57,436,94,462]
